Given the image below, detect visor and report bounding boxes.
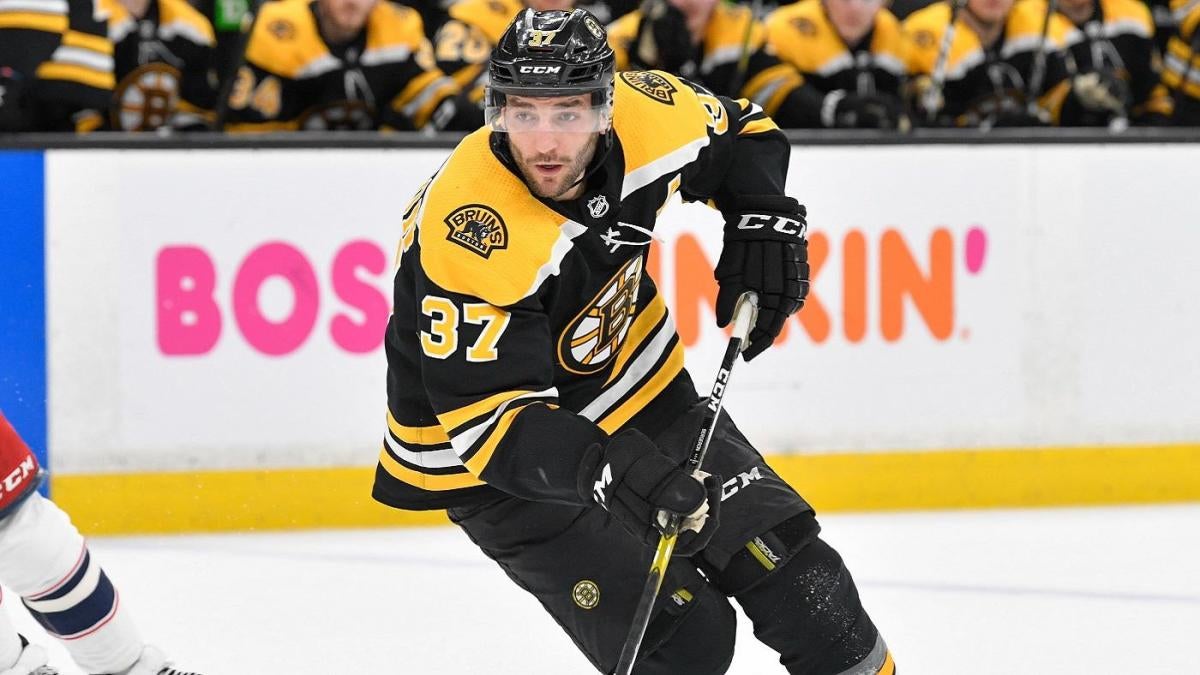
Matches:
[485,99,611,133]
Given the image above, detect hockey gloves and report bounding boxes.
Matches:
[821,90,908,130]
[577,429,721,557]
[715,195,810,361]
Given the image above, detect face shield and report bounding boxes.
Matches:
[485,94,613,134]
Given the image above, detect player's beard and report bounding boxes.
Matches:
[511,133,599,200]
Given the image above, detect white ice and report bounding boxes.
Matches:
[6,504,1198,674]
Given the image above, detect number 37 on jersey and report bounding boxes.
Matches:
[420,296,510,362]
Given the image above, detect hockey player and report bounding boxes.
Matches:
[0,0,113,132]
[1162,0,1200,123]
[372,8,894,674]
[902,0,1130,126]
[433,0,574,125]
[104,0,219,130]
[607,0,826,126]
[221,0,474,131]
[0,412,200,675]
[1056,0,1173,124]
[764,0,909,129]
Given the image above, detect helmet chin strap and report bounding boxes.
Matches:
[564,127,615,195]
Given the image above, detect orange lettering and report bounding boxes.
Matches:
[843,230,867,343]
[792,232,829,343]
[880,228,953,342]
[674,234,718,347]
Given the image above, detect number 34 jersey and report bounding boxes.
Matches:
[373,70,793,512]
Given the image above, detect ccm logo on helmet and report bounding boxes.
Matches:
[518,65,562,74]
[736,213,806,237]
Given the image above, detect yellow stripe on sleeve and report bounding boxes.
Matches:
[377,444,485,490]
[35,62,114,90]
[387,410,451,445]
[462,406,525,475]
[62,29,113,55]
[437,390,534,435]
[0,12,68,32]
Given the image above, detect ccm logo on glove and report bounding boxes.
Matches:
[734,214,806,237]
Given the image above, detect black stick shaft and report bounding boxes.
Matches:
[613,293,758,675]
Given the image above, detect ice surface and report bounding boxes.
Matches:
[6,504,1197,674]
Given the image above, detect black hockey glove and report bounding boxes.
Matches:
[633,0,697,74]
[822,90,907,130]
[577,429,721,557]
[715,196,810,361]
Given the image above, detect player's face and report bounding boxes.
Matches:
[319,0,377,35]
[526,0,573,10]
[966,0,1014,24]
[668,0,719,20]
[823,0,885,44]
[1057,0,1090,14]
[505,95,603,201]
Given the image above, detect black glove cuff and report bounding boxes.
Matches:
[723,196,807,243]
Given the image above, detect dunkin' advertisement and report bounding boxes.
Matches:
[40,145,1200,474]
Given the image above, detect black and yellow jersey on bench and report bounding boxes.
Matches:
[434,0,519,106]
[901,0,1077,124]
[606,3,811,125]
[223,0,459,131]
[1163,0,1200,123]
[764,0,905,126]
[1063,0,1172,123]
[373,70,791,511]
[0,0,112,131]
[105,0,217,130]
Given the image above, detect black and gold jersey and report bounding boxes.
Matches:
[901,0,1077,124]
[606,4,809,124]
[1163,0,1200,123]
[373,70,790,511]
[223,0,460,131]
[1064,0,1171,122]
[0,0,113,131]
[764,0,904,125]
[434,0,517,106]
[105,0,217,130]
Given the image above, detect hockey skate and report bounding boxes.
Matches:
[0,635,58,675]
[99,646,201,675]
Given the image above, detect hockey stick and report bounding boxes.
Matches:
[728,0,764,98]
[1025,0,1059,115]
[212,0,265,130]
[923,0,967,123]
[613,291,759,675]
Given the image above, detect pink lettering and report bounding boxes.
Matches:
[156,246,221,355]
[233,242,319,356]
[331,241,389,354]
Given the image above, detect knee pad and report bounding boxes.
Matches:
[734,536,891,675]
[635,582,736,675]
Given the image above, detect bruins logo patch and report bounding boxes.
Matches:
[558,256,642,375]
[267,19,294,40]
[620,71,677,105]
[445,204,508,258]
[790,16,818,36]
[573,580,600,610]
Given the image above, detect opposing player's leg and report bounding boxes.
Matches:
[0,413,200,675]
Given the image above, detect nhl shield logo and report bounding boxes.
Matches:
[620,71,678,105]
[444,204,508,258]
[587,195,610,219]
